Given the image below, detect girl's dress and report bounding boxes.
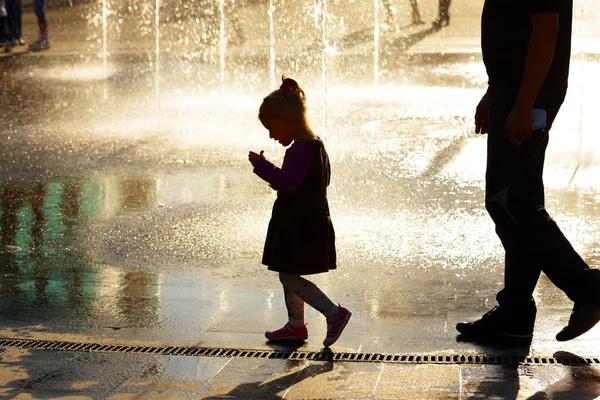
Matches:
[259,138,336,275]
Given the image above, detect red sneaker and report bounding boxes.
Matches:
[323,305,352,347]
[265,322,308,341]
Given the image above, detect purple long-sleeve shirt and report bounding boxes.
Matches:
[253,143,319,192]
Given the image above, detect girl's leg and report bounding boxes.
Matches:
[284,286,305,327]
[28,0,48,50]
[264,273,310,341]
[279,272,351,346]
[279,272,338,318]
[34,0,47,40]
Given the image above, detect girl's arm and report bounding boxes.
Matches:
[253,143,312,192]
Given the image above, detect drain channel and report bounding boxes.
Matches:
[1,338,598,366]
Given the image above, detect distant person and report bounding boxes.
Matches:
[456,0,600,341]
[432,0,450,27]
[29,0,49,51]
[3,0,23,52]
[382,0,424,30]
[248,75,352,347]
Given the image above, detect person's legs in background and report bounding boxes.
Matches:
[6,0,21,41]
[381,0,397,31]
[4,0,22,52]
[410,0,424,25]
[0,0,7,45]
[0,16,7,47]
[29,0,49,51]
[433,0,450,27]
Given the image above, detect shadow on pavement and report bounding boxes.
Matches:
[526,351,600,400]
[387,25,443,52]
[203,355,335,399]
[298,24,443,62]
[456,334,532,400]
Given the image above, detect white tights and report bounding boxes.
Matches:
[279,272,338,327]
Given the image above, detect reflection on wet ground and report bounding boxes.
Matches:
[2,54,600,360]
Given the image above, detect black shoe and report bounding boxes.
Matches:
[556,302,600,341]
[456,306,535,339]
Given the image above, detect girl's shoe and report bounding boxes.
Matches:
[265,322,308,341]
[29,39,50,51]
[323,305,352,347]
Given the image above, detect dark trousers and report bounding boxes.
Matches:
[5,0,21,40]
[437,0,450,18]
[409,0,422,23]
[485,96,600,309]
[0,17,7,43]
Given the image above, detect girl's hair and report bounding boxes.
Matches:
[259,74,307,121]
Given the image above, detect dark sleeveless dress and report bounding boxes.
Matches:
[262,138,337,275]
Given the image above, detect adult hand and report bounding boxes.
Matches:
[474,92,489,134]
[503,106,533,146]
[248,150,264,166]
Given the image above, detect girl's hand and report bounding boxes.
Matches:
[248,150,264,166]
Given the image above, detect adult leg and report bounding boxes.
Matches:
[29,0,49,51]
[489,127,600,340]
[381,0,396,30]
[0,17,7,44]
[6,0,21,41]
[410,0,423,25]
[486,107,600,305]
[486,122,548,309]
[459,96,600,340]
[456,97,548,337]
[433,0,450,26]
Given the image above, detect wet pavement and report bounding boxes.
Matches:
[2,0,600,398]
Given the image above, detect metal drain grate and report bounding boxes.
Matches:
[1,338,598,366]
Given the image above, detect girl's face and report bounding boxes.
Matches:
[260,115,294,147]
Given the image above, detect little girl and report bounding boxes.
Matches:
[248,75,351,347]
